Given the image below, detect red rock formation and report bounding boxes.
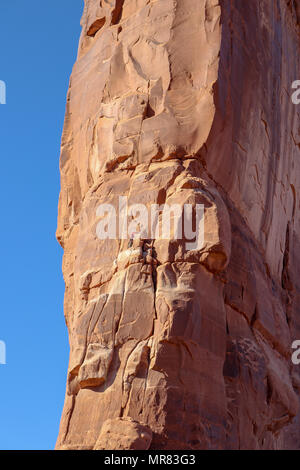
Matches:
[56,0,300,449]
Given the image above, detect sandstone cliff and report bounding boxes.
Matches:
[56,0,300,450]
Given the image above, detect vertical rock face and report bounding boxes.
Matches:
[56,0,300,450]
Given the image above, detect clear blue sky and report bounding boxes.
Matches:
[0,1,83,450]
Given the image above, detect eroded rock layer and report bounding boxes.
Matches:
[56,0,300,449]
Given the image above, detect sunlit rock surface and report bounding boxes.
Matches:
[56,0,300,450]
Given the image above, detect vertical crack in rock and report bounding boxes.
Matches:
[111,0,125,25]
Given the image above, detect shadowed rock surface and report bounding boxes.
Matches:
[56,0,300,450]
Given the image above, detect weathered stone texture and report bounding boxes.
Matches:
[56,0,300,449]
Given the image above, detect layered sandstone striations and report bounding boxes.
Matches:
[56,0,300,449]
